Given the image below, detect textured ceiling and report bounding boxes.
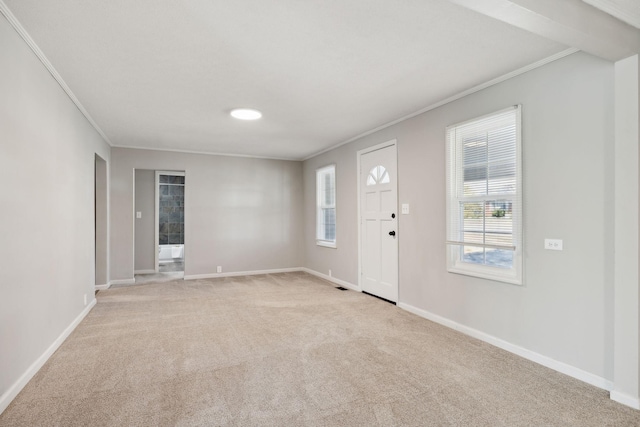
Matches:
[3,0,567,160]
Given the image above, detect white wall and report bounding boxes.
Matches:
[134,169,156,272]
[111,148,304,280]
[303,52,615,382]
[0,12,110,410]
[613,54,640,407]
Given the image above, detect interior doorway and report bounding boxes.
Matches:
[94,154,108,289]
[155,171,185,274]
[358,141,399,303]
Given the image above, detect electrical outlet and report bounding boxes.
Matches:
[401,204,410,214]
[217,266,222,273]
[329,269,332,277]
[136,211,142,219]
[83,294,87,306]
[544,239,563,251]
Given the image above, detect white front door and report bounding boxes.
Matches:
[359,143,398,302]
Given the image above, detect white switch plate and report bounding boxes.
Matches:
[544,239,563,251]
[136,211,142,219]
[217,266,222,273]
[401,204,410,214]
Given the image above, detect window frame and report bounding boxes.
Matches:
[445,106,523,285]
[316,164,337,248]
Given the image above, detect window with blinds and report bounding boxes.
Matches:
[316,165,336,248]
[446,106,523,285]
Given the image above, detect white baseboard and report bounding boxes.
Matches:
[397,302,614,393]
[0,299,96,415]
[109,278,135,286]
[134,269,156,274]
[184,267,302,281]
[301,268,360,291]
[94,283,110,290]
[611,390,640,410]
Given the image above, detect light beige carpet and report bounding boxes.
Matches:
[1,272,639,426]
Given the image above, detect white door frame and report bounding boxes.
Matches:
[357,139,399,299]
[155,170,186,272]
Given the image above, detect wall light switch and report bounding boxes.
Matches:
[401,204,410,214]
[136,211,142,219]
[544,239,563,251]
[217,266,222,273]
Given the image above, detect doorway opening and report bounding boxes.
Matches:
[156,171,185,274]
[94,154,108,290]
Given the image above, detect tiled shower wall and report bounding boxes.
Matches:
[159,175,184,245]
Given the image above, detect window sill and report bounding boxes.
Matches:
[316,240,337,249]
[447,264,522,286]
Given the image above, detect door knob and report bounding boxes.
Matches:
[389,231,396,236]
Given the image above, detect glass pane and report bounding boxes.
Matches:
[323,208,336,240]
[461,202,483,245]
[485,201,513,247]
[159,175,170,183]
[367,165,388,186]
[484,249,513,269]
[462,245,485,265]
[462,247,514,268]
[323,172,334,205]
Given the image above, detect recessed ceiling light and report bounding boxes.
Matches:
[230,108,262,120]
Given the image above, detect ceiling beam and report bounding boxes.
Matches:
[446,0,640,61]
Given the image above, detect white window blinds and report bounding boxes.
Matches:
[445,106,522,284]
[316,165,336,247]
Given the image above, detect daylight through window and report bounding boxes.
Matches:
[445,106,522,284]
[316,165,336,247]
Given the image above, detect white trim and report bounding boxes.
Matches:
[610,390,640,410]
[301,268,361,292]
[582,0,640,30]
[109,278,136,285]
[316,164,337,248]
[94,283,111,291]
[398,302,614,392]
[356,140,399,302]
[0,299,96,415]
[113,145,298,162]
[302,48,578,161]
[316,240,337,248]
[184,267,301,281]
[134,269,156,275]
[0,1,113,146]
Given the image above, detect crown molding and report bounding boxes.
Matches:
[0,1,113,146]
[582,0,640,29]
[302,48,579,161]
[111,145,299,162]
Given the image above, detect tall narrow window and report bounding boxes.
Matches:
[446,106,522,284]
[316,165,336,248]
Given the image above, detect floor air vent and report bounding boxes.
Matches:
[336,287,348,291]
